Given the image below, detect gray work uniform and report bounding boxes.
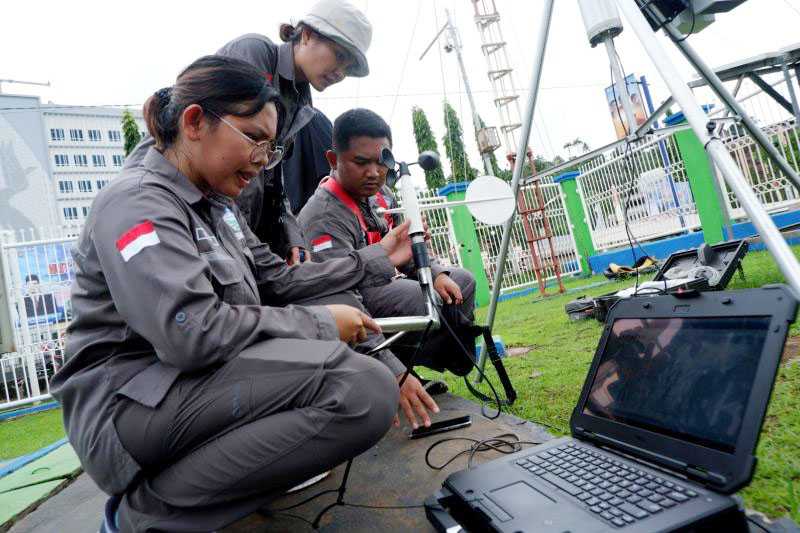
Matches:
[51,148,400,532]
[297,180,477,373]
[123,35,313,257]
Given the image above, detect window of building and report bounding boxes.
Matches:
[69,129,84,142]
[88,129,102,141]
[50,128,65,141]
[82,207,90,217]
[58,180,74,194]
[63,207,78,221]
[112,154,124,167]
[96,179,109,190]
[92,154,106,167]
[108,130,121,142]
[73,154,88,167]
[78,180,93,193]
[54,154,69,167]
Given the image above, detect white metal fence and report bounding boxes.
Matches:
[703,74,800,219]
[474,178,583,293]
[0,226,79,409]
[576,132,701,251]
[411,189,463,268]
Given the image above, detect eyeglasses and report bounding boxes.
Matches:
[207,110,284,170]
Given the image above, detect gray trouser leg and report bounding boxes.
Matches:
[114,338,398,532]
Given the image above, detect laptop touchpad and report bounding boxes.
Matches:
[488,481,556,517]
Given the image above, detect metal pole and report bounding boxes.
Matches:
[445,9,494,176]
[477,0,555,380]
[780,56,800,128]
[617,0,800,294]
[604,37,638,139]
[660,20,800,192]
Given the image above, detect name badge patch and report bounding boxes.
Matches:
[223,208,245,240]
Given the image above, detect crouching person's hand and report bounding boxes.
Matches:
[325,304,381,345]
[393,374,439,430]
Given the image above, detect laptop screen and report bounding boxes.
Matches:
[583,316,771,454]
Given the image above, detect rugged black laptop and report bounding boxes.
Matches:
[433,286,797,532]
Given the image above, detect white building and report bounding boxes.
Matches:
[0,93,145,231]
[44,105,145,226]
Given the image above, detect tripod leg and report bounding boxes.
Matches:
[311,458,354,529]
[478,0,556,383]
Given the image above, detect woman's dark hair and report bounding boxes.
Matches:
[332,108,392,152]
[143,55,282,150]
[279,22,311,43]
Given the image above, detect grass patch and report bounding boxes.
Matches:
[0,408,65,461]
[422,247,800,521]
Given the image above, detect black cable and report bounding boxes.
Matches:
[671,4,697,42]
[398,319,433,388]
[425,289,504,419]
[424,433,541,471]
[608,44,661,295]
[271,511,316,528]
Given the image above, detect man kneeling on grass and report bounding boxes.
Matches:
[298,108,477,394]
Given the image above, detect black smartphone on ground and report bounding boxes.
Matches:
[409,415,472,439]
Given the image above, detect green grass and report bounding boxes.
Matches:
[422,247,800,522]
[0,408,65,461]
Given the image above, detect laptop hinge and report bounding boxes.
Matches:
[582,431,689,472]
[580,431,730,487]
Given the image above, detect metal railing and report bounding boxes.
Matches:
[575,132,701,251]
[703,74,800,218]
[474,177,583,293]
[411,189,462,268]
[1,226,80,409]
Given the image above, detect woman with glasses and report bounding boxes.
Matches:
[51,55,414,532]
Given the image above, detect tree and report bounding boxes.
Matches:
[411,106,446,190]
[442,101,477,183]
[122,109,142,156]
[563,137,590,160]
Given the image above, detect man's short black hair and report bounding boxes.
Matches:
[25,274,39,283]
[333,108,392,153]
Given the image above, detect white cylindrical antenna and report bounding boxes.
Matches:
[578,0,623,48]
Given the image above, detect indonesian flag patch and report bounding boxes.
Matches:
[311,235,333,252]
[116,220,160,262]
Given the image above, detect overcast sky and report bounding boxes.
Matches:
[3,0,800,186]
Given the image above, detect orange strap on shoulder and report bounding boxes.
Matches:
[321,177,383,245]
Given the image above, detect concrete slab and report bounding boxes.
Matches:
[7,394,551,532]
[7,473,106,533]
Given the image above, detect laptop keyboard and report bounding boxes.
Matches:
[515,442,698,528]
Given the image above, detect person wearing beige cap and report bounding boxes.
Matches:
[122,0,372,266]
[218,0,373,267]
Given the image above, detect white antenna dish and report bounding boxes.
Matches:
[464,175,516,226]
